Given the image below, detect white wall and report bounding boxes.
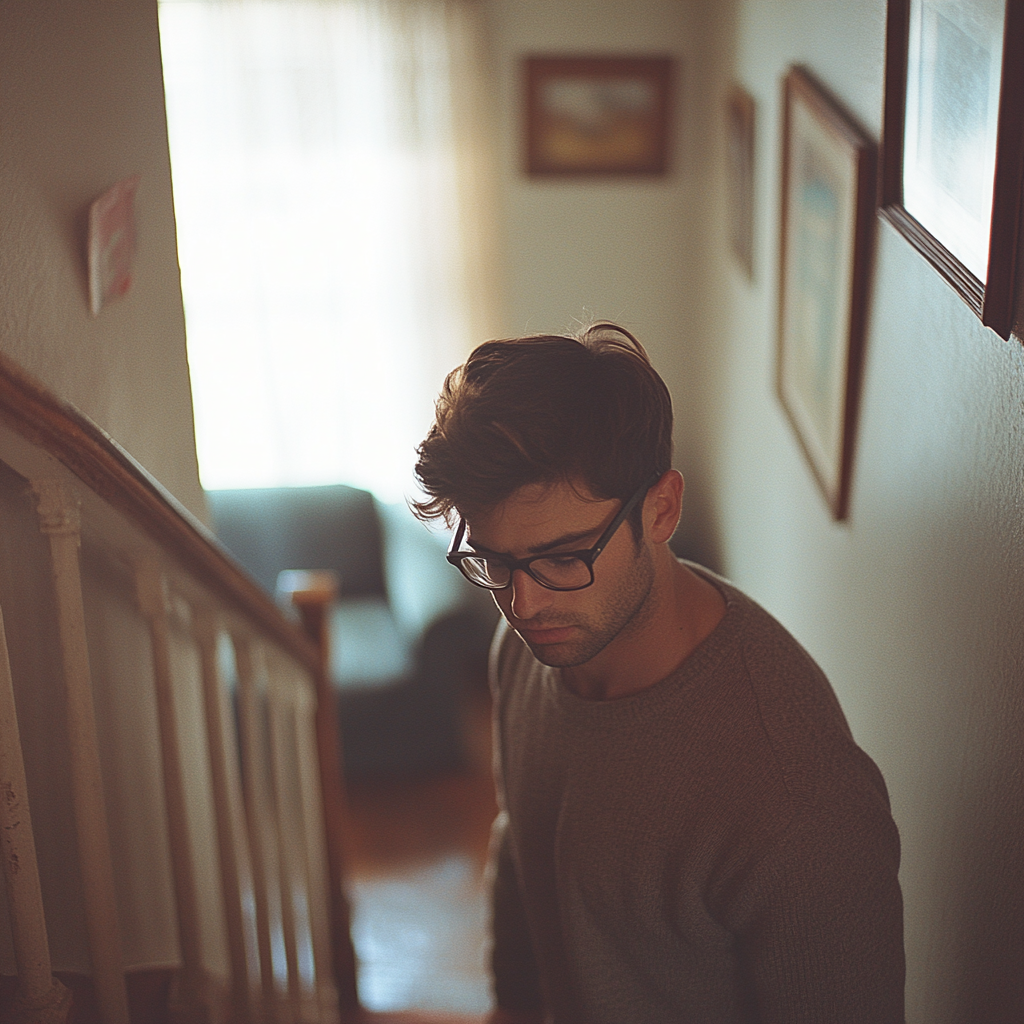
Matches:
[707,2,1024,1021]
[481,0,723,564]
[487,1,1024,1020]
[0,0,206,521]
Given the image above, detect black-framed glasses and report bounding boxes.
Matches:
[446,472,661,592]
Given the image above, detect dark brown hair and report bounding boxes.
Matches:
[413,322,673,528]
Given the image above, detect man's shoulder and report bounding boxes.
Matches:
[681,562,830,686]
[681,562,878,804]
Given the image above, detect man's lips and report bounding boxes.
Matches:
[516,624,577,645]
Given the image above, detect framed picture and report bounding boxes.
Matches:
[88,175,140,316]
[879,0,1024,340]
[726,84,756,277]
[524,55,673,176]
[777,66,876,520]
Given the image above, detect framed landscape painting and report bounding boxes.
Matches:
[524,55,673,176]
[776,67,876,520]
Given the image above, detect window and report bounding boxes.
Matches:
[159,0,499,499]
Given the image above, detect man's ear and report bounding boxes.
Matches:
[646,470,684,544]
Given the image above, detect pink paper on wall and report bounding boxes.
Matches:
[88,175,140,316]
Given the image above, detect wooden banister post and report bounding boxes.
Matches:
[233,637,286,1011]
[193,608,261,1022]
[32,479,130,1024]
[265,683,306,1017]
[134,561,212,1024]
[277,571,360,1014]
[0,599,71,1024]
[292,683,341,1021]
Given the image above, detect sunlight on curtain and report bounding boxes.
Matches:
[158,0,499,500]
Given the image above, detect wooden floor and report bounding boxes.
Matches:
[343,689,498,1016]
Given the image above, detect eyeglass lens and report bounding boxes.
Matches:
[459,554,592,590]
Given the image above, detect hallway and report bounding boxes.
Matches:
[344,690,497,1015]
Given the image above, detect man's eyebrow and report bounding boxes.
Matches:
[467,523,605,558]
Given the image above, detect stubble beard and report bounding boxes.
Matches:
[517,541,657,669]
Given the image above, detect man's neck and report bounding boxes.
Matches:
[562,556,726,701]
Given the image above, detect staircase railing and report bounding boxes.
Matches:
[0,352,355,1024]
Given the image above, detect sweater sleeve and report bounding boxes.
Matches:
[731,774,906,1024]
[489,812,545,1013]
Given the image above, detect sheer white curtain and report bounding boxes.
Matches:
[159,0,499,499]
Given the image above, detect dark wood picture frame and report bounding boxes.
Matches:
[879,0,1024,340]
[777,66,876,521]
[524,55,673,176]
[726,84,756,277]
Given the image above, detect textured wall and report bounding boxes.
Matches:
[0,0,206,521]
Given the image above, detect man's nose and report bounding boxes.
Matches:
[508,568,552,621]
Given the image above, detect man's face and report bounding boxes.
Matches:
[464,480,656,668]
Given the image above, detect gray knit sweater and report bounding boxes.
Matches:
[489,563,904,1023]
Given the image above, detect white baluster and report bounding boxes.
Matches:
[32,478,129,1024]
[234,636,289,1018]
[193,607,262,1019]
[0,599,71,1023]
[134,561,213,1024]
[292,681,339,1022]
[266,678,310,1019]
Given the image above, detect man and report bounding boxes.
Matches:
[413,323,904,1023]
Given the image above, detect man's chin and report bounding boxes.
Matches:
[525,643,587,668]
[517,630,594,668]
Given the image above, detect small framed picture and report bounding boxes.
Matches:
[777,66,876,520]
[726,84,756,278]
[88,175,140,316]
[524,55,673,176]
[879,0,1024,340]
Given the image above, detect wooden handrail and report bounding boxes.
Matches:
[0,352,318,674]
